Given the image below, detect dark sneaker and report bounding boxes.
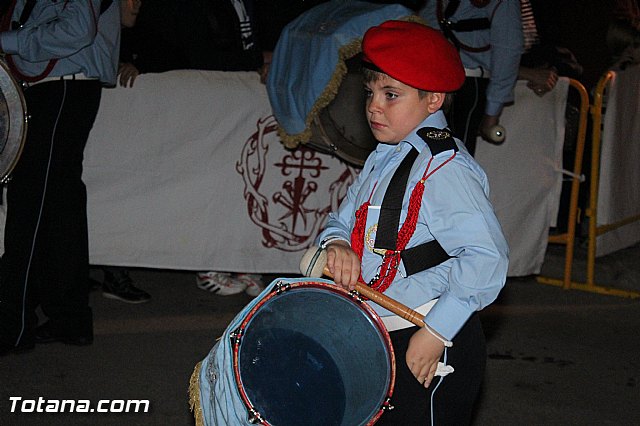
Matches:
[0,304,36,355]
[1,338,35,356]
[102,268,151,304]
[34,321,93,346]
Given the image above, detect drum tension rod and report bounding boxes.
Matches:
[247,409,264,424]
[275,281,291,294]
[382,397,395,411]
[348,289,365,304]
[230,327,244,345]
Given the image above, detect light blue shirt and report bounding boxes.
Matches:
[0,0,120,85]
[419,0,524,116]
[317,111,509,340]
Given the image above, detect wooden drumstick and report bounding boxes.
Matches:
[299,246,425,327]
[323,266,426,328]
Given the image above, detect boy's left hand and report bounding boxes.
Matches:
[118,62,139,88]
[479,114,500,142]
[406,327,445,388]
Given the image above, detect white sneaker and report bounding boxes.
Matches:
[237,274,264,297]
[196,272,247,296]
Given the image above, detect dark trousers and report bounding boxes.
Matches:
[376,313,486,426]
[0,80,102,346]
[448,77,489,157]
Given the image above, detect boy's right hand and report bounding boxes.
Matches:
[325,241,361,291]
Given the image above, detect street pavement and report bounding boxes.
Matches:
[1,242,639,425]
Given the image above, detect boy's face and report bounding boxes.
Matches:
[365,75,440,144]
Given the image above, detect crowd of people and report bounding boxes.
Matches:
[1,1,636,422]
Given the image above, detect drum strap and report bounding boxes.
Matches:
[375,149,419,251]
[437,0,495,53]
[375,130,456,277]
[17,0,36,27]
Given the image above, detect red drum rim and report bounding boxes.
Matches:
[231,279,396,425]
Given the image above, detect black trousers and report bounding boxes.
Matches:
[448,77,489,157]
[0,79,102,347]
[376,313,486,426]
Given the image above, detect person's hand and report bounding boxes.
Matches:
[406,327,446,388]
[118,62,140,88]
[259,50,273,84]
[479,114,500,143]
[522,66,558,97]
[325,240,361,291]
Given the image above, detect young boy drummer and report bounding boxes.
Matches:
[315,20,509,424]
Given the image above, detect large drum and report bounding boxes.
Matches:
[0,60,28,184]
[191,277,395,426]
[307,57,378,167]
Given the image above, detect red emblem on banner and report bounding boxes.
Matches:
[236,116,357,251]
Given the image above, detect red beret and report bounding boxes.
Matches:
[362,20,465,92]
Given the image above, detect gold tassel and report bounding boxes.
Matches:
[188,361,205,426]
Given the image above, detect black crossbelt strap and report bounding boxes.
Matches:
[438,0,491,52]
[448,18,491,32]
[401,239,452,277]
[374,141,454,276]
[444,0,461,20]
[100,0,113,14]
[17,0,36,27]
[374,148,419,251]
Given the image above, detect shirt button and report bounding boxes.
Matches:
[395,146,402,152]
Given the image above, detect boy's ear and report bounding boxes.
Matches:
[426,92,446,113]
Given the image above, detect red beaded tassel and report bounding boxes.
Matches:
[350,152,456,292]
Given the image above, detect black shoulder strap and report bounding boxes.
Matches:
[18,0,36,26]
[100,0,113,14]
[417,127,458,156]
[374,148,419,251]
[449,18,491,32]
[444,0,461,20]
[438,0,491,52]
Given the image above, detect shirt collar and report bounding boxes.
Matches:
[373,110,449,154]
[404,110,449,152]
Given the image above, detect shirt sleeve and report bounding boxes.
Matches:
[485,0,525,116]
[1,0,103,61]
[421,157,509,340]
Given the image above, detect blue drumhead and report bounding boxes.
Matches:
[236,284,392,425]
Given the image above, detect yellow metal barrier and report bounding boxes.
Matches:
[537,73,640,299]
